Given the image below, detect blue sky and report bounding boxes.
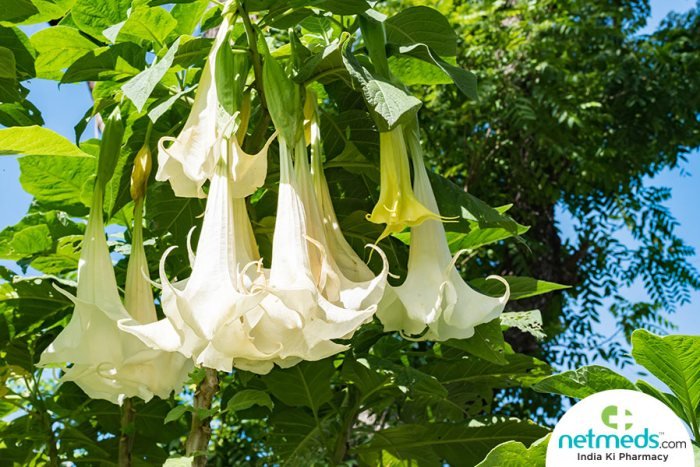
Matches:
[1,1,697,376]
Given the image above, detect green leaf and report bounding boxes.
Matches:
[117,6,177,48]
[122,38,180,112]
[444,319,507,365]
[71,0,131,41]
[475,434,550,467]
[263,359,334,413]
[164,405,189,424]
[533,365,635,399]
[0,47,16,79]
[635,379,687,423]
[631,330,700,434]
[171,0,209,36]
[215,32,249,115]
[268,408,331,464]
[394,43,477,100]
[356,419,550,466]
[30,26,98,80]
[0,126,91,158]
[19,155,94,213]
[388,54,452,87]
[318,0,370,15]
[385,6,458,58]
[10,0,74,25]
[0,101,43,127]
[0,0,38,24]
[342,356,391,400]
[0,26,35,79]
[427,349,551,388]
[428,171,521,234]
[226,389,274,413]
[342,45,421,131]
[61,43,145,83]
[500,310,546,340]
[173,36,212,68]
[469,276,570,301]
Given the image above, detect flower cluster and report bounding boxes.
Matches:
[38,13,508,404]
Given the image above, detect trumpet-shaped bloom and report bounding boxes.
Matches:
[367,124,444,242]
[38,189,192,405]
[119,155,268,371]
[155,14,232,198]
[377,127,509,340]
[219,136,389,374]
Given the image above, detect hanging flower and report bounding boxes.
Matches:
[38,174,192,405]
[155,12,233,198]
[119,150,269,371]
[366,124,445,242]
[377,125,510,340]
[224,135,388,374]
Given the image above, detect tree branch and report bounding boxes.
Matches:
[185,369,220,466]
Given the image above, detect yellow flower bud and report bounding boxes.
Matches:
[130,143,152,201]
[367,124,444,242]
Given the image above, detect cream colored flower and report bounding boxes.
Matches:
[377,126,509,340]
[120,153,268,371]
[223,135,389,374]
[155,13,233,198]
[38,187,192,405]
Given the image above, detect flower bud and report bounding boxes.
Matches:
[130,143,152,201]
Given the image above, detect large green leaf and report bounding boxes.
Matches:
[631,330,700,434]
[533,365,635,399]
[384,6,458,58]
[426,349,551,388]
[61,43,145,83]
[116,6,177,48]
[122,38,180,112]
[71,0,131,41]
[0,0,38,24]
[0,26,35,79]
[0,126,91,158]
[392,43,477,100]
[342,45,421,131]
[356,419,549,466]
[19,155,94,213]
[31,26,98,80]
[469,276,570,301]
[225,389,274,413]
[263,359,334,414]
[443,319,507,365]
[475,434,550,467]
[0,47,17,79]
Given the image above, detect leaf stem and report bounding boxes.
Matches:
[118,398,136,467]
[185,369,220,466]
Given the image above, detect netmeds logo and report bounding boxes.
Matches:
[558,404,660,449]
[546,390,694,467]
[601,405,632,431]
[558,428,660,450]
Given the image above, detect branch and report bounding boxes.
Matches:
[118,398,136,467]
[185,369,220,466]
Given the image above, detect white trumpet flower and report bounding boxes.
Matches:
[377,126,510,340]
[225,136,389,374]
[155,13,232,198]
[120,154,268,371]
[38,188,192,405]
